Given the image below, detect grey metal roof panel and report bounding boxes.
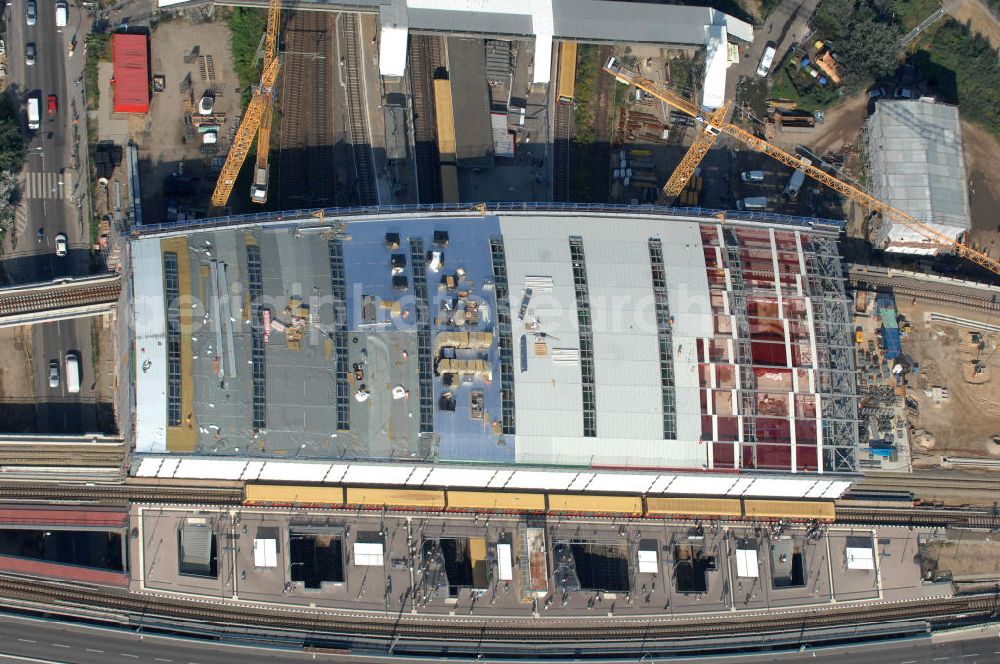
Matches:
[552,0,713,44]
[867,98,970,234]
[408,8,533,35]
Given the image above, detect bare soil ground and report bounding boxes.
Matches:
[962,121,1000,258]
[946,0,1000,50]
[922,538,1000,579]
[0,327,33,401]
[138,18,243,222]
[896,298,1000,459]
[797,93,869,155]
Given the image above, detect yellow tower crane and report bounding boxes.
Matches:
[603,58,1000,277]
[211,0,281,208]
[661,99,731,203]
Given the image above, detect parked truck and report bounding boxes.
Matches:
[784,157,813,199]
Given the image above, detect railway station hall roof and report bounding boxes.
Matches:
[128,208,857,477]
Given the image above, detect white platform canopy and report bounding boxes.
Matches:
[354,542,385,566]
[735,547,759,578]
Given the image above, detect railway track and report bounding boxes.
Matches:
[552,101,570,201]
[0,574,992,644]
[0,280,121,316]
[338,13,377,206]
[408,35,443,204]
[836,505,1000,529]
[278,11,336,209]
[0,483,243,505]
[850,274,1000,314]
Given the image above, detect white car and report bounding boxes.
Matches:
[26,0,37,26]
[48,360,59,388]
[55,233,68,257]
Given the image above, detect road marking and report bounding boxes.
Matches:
[901,660,917,663]
[50,643,70,648]
[120,654,139,658]
[85,649,104,653]
[17,639,36,643]
[963,656,979,658]
[154,659,172,662]
[933,658,951,662]
[22,172,69,201]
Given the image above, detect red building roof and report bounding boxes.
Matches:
[112,33,150,114]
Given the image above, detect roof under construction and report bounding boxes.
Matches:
[865,98,971,255]
[128,207,857,477]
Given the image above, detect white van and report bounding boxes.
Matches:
[737,196,768,210]
[55,1,68,27]
[26,96,40,130]
[756,46,776,77]
[741,170,765,182]
[65,352,80,394]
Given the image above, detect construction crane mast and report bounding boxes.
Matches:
[603,58,1000,277]
[211,0,281,208]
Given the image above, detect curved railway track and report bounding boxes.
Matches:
[0,575,993,643]
[409,35,443,204]
[0,281,121,316]
[338,13,377,206]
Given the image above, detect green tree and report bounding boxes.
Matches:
[0,99,25,173]
[814,0,900,92]
[228,8,267,106]
[0,172,20,237]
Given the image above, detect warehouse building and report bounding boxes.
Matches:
[865,98,971,255]
[124,207,857,499]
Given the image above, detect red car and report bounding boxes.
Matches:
[47,94,57,116]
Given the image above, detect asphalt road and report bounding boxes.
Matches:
[0,611,998,664]
[29,316,100,433]
[3,0,89,284]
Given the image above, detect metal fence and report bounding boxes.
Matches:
[133,202,846,237]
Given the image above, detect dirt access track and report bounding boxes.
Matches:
[945,0,1000,50]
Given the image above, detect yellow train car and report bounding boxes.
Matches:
[645,497,742,518]
[557,41,577,104]
[440,163,460,203]
[345,487,447,509]
[447,490,546,512]
[433,79,456,161]
[244,484,344,506]
[743,499,836,522]
[548,494,643,516]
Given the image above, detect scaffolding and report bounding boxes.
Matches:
[802,233,859,473]
[717,225,859,474]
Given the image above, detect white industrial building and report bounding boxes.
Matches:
[865,98,972,255]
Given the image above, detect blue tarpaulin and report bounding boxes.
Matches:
[882,326,902,360]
